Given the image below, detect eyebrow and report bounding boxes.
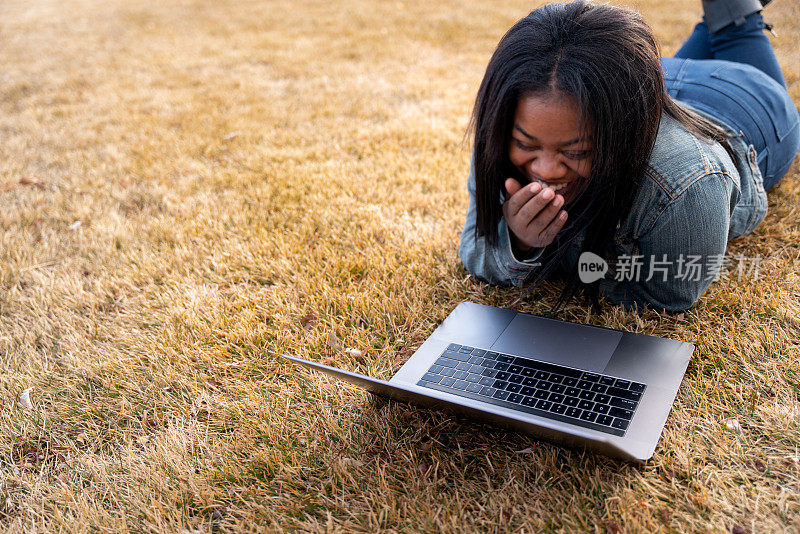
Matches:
[514,125,585,146]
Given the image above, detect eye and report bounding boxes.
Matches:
[513,139,536,151]
[564,150,591,160]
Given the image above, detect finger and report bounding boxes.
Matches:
[505,178,524,198]
[516,187,559,224]
[525,191,564,231]
[537,208,568,243]
[505,181,542,217]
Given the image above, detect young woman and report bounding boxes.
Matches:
[459,0,799,313]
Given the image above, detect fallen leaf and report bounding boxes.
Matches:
[222,131,241,140]
[206,376,223,389]
[345,348,362,357]
[69,221,82,230]
[417,463,429,474]
[724,419,741,432]
[210,509,223,521]
[516,447,535,454]
[327,332,340,350]
[19,176,45,189]
[605,520,623,533]
[19,388,34,410]
[301,313,318,331]
[784,455,799,465]
[136,436,149,446]
[753,459,766,473]
[731,525,746,534]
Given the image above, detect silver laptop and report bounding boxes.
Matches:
[283,301,693,462]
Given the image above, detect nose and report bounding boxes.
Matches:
[527,153,568,182]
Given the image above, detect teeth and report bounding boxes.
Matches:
[532,178,568,192]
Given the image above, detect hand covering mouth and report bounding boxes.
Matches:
[529,177,570,192]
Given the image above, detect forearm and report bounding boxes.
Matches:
[459,206,544,287]
[459,154,546,286]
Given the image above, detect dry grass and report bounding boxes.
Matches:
[1,0,799,531]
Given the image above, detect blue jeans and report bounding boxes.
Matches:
[661,13,800,191]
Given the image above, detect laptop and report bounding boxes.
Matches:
[282,301,693,462]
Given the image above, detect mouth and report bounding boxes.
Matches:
[529,177,571,193]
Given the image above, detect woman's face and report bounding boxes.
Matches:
[509,91,593,205]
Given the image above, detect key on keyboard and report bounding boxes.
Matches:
[416,344,647,437]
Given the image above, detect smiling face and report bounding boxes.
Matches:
[509,91,593,204]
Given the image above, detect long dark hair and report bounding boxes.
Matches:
[468,0,729,314]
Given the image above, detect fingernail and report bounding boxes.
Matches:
[530,183,540,193]
[542,188,554,199]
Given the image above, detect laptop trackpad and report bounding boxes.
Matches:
[490,313,622,373]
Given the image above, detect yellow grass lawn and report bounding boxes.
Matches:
[1,0,799,531]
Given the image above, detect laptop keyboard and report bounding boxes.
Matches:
[416,344,646,437]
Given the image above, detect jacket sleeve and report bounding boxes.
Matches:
[598,172,732,312]
[458,161,545,287]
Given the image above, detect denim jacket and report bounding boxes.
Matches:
[458,106,767,312]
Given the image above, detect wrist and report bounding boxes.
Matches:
[510,233,537,261]
[510,232,532,253]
